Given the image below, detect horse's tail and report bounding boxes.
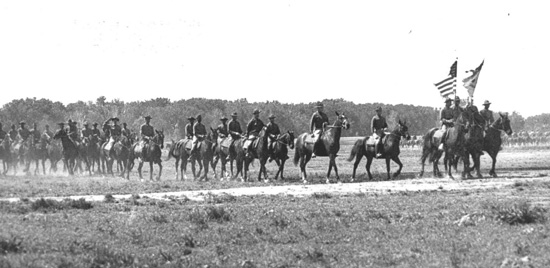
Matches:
[347,138,363,162]
[293,135,302,166]
[421,128,438,163]
[165,140,175,161]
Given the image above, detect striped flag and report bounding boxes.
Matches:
[434,61,457,98]
[463,60,484,97]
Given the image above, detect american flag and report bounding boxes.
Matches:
[434,61,457,98]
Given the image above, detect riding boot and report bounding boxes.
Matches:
[438,132,446,151]
[375,143,382,158]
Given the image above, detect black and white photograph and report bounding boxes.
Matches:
[0,1,549,267]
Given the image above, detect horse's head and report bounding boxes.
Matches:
[498,112,513,136]
[397,120,411,140]
[210,127,218,141]
[335,112,351,130]
[154,130,165,149]
[287,130,295,149]
[52,129,65,140]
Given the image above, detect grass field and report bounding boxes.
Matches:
[1,137,549,267]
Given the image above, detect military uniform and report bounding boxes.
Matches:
[122,127,132,137]
[81,126,93,139]
[8,127,18,140]
[43,127,54,140]
[480,109,494,127]
[228,116,243,139]
[140,123,154,139]
[266,119,281,151]
[246,117,264,137]
[18,125,30,141]
[30,126,41,144]
[191,116,207,154]
[185,123,194,139]
[371,108,388,158]
[68,122,79,141]
[216,122,229,138]
[309,110,329,142]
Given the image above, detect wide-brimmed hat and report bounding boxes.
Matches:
[268,114,276,119]
[19,121,26,125]
[231,112,238,117]
[483,100,491,105]
[196,114,202,120]
[315,102,324,108]
[83,122,89,126]
[444,98,452,103]
[187,116,195,121]
[57,122,65,126]
[92,122,99,126]
[375,106,382,112]
[454,96,461,101]
[122,122,127,126]
[112,117,119,121]
[144,115,152,119]
[220,116,228,121]
[253,109,261,115]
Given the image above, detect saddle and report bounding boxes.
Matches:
[366,133,389,147]
[219,137,232,149]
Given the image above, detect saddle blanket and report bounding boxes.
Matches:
[219,137,232,149]
[365,133,389,146]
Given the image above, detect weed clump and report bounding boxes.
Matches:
[30,198,93,212]
[104,194,115,203]
[205,193,236,204]
[312,192,332,199]
[205,206,231,222]
[67,198,93,210]
[486,200,547,225]
[0,236,23,255]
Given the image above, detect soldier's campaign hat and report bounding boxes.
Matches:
[57,122,65,126]
[375,106,382,112]
[315,102,324,108]
[20,121,26,125]
[187,116,195,121]
[83,122,89,126]
[220,116,228,121]
[122,122,127,126]
[268,114,276,119]
[92,122,99,126]
[253,109,261,114]
[231,112,238,117]
[144,115,152,119]
[444,98,452,103]
[112,117,120,121]
[483,100,491,105]
[454,96,461,101]
[196,114,202,120]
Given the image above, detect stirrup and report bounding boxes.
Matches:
[375,153,383,158]
[311,153,316,158]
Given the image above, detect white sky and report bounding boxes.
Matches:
[0,0,548,117]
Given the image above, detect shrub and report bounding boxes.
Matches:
[0,236,23,255]
[104,194,115,203]
[487,200,547,225]
[206,206,231,222]
[31,198,63,211]
[68,198,93,210]
[312,192,332,199]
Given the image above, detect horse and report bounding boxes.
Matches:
[23,135,49,175]
[347,120,410,181]
[294,112,350,183]
[470,113,513,177]
[0,137,15,175]
[243,127,270,182]
[419,109,471,179]
[113,134,134,177]
[270,130,295,181]
[462,106,486,178]
[47,138,63,173]
[83,134,102,174]
[189,129,216,181]
[128,130,164,181]
[166,138,194,180]
[52,130,79,175]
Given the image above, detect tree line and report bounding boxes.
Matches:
[0,96,543,140]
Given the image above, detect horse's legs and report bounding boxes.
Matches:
[259,158,268,182]
[149,161,154,181]
[385,157,392,180]
[366,156,373,181]
[157,162,162,181]
[174,158,180,180]
[352,153,362,180]
[489,151,498,177]
[182,156,188,180]
[330,154,339,183]
[392,156,403,179]
[137,161,144,179]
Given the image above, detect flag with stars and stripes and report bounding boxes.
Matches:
[434,60,457,98]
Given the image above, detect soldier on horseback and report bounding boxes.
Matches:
[122,122,132,137]
[190,114,206,157]
[9,124,17,141]
[266,114,281,161]
[91,123,101,139]
[310,102,329,158]
[103,117,122,152]
[30,122,41,145]
[216,117,229,138]
[244,109,265,158]
[228,112,243,140]
[18,121,30,141]
[371,106,388,158]
[43,124,54,140]
[139,115,155,156]
[439,96,464,150]
[81,122,93,139]
[0,123,6,140]
[480,100,494,129]
[67,119,80,142]
[185,117,195,140]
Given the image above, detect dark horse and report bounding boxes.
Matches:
[83,134,101,174]
[419,109,471,179]
[243,127,270,182]
[47,138,63,173]
[270,131,295,181]
[294,112,350,183]
[189,129,216,181]
[128,130,164,181]
[469,113,513,177]
[211,133,244,180]
[347,120,410,181]
[113,134,134,178]
[53,130,79,175]
[24,135,49,175]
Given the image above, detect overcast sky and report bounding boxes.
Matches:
[0,0,547,116]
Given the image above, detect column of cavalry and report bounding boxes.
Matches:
[0,99,512,181]
[0,116,165,180]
